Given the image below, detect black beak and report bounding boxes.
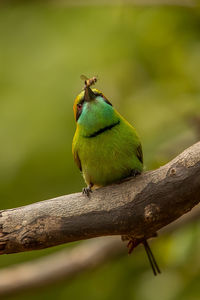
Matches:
[84,86,96,102]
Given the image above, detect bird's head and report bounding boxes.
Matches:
[73,84,118,136]
[73,86,112,122]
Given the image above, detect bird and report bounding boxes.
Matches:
[72,76,161,275]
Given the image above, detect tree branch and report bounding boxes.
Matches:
[0,142,199,255]
[0,237,124,297]
[1,204,200,297]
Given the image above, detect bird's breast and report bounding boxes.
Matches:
[77,122,142,186]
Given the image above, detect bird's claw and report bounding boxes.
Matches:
[130,169,141,177]
[82,186,93,197]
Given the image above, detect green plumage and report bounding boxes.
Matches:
[72,92,143,188]
[72,84,161,276]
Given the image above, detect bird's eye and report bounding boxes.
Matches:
[77,103,82,110]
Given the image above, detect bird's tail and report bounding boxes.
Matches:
[142,239,161,276]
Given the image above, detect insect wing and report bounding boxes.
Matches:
[80,74,88,81]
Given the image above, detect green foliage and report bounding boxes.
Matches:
[0,2,200,299]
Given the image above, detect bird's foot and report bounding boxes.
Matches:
[130,169,141,177]
[119,169,141,184]
[82,184,93,197]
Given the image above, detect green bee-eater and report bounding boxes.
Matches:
[72,77,160,275]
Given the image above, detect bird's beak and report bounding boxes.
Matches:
[84,86,96,102]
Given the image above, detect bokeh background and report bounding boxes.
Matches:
[0,1,200,299]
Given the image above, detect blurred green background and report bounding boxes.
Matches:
[0,1,200,299]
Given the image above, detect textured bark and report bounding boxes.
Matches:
[0,203,200,297]
[0,142,199,255]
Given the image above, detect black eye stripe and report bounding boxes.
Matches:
[77,99,84,106]
[76,109,82,121]
[76,99,84,121]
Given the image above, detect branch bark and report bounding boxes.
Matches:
[1,203,200,297]
[0,142,199,255]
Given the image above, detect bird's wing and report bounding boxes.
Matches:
[73,149,82,171]
[137,144,143,164]
[72,130,82,171]
[72,138,82,171]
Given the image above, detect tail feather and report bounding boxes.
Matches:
[143,240,161,276]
